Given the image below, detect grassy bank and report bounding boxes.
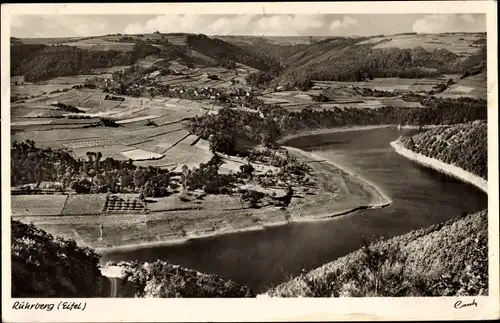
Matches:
[265,210,488,297]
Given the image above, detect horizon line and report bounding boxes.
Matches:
[11,30,486,40]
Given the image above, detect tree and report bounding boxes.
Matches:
[181,165,190,191]
[239,162,254,179]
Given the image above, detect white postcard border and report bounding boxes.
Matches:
[1,1,498,322]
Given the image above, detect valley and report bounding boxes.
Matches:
[9,26,490,298]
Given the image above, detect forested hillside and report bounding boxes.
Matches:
[216,36,311,61]
[186,34,281,72]
[399,120,487,179]
[191,96,487,154]
[274,37,487,87]
[266,210,488,297]
[11,219,102,297]
[11,34,283,82]
[11,220,255,297]
[120,260,254,297]
[11,42,160,82]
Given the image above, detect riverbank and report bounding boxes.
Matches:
[390,139,487,193]
[283,146,392,208]
[95,145,391,253]
[15,129,391,253]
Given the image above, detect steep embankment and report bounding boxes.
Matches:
[265,210,488,297]
[392,121,487,192]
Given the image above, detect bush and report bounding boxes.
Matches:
[267,210,488,297]
[121,260,255,297]
[11,220,102,297]
[242,190,265,208]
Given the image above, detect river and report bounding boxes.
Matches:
[100,127,487,293]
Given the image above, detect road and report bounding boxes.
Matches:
[107,276,119,297]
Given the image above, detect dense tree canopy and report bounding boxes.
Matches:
[186,34,281,72]
[11,140,172,197]
[191,96,486,153]
[10,43,160,82]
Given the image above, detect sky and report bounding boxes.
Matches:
[10,14,486,38]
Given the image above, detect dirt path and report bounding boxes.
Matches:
[107,276,118,297]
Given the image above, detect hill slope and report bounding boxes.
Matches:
[266,210,488,297]
[10,42,160,82]
[11,33,282,82]
[186,34,281,71]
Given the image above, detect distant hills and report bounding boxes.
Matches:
[274,34,486,88]
[11,32,486,85]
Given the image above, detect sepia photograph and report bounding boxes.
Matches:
[1,1,498,322]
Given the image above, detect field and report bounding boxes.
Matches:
[259,78,443,111]
[62,38,137,51]
[437,72,487,99]
[10,84,220,171]
[120,148,164,160]
[104,194,146,213]
[61,194,108,215]
[363,32,485,56]
[12,195,68,216]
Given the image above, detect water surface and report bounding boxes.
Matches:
[101,128,487,293]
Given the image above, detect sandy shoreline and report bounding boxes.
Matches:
[98,145,392,254]
[98,203,393,254]
[390,139,487,193]
[283,146,392,207]
[98,204,392,254]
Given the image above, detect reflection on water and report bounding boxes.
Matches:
[101,128,487,293]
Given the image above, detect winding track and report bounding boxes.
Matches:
[107,276,118,297]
